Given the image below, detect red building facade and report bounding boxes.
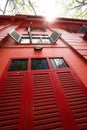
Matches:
[0,15,87,130]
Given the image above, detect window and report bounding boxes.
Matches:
[28,28,61,44]
[66,25,80,33]
[8,28,61,44]
[8,59,28,71]
[31,58,49,70]
[80,26,87,33]
[42,35,51,44]
[8,29,30,44]
[50,58,68,69]
[32,35,51,44]
[21,36,30,44]
[32,36,41,44]
[31,30,61,44]
[8,58,68,71]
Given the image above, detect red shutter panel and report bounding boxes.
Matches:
[57,71,87,130]
[28,71,73,130]
[0,72,26,130]
[1,70,87,130]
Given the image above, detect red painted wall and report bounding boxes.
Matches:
[0,47,87,87]
[0,18,87,88]
[0,15,87,130]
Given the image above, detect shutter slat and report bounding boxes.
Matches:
[0,73,25,130]
[32,73,64,130]
[58,71,87,130]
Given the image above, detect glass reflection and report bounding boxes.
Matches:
[31,58,49,70]
[50,58,68,69]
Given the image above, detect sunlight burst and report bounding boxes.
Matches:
[36,0,63,22]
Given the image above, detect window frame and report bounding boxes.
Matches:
[31,34,51,44]
[20,34,51,44]
[8,28,61,44]
[31,58,49,70]
[21,35,31,44]
[6,57,69,73]
[49,58,69,69]
[7,58,29,72]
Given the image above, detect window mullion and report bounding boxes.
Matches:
[40,34,43,43]
[28,27,32,43]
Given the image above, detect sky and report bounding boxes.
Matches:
[0,0,6,9]
[34,0,65,21]
[0,0,65,21]
[0,0,87,21]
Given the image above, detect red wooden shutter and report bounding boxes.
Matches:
[27,70,87,130]
[0,68,87,130]
[27,71,74,130]
[0,72,26,130]
[55,70,87,130]
[32,72,63,130]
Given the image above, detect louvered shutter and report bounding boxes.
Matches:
[8,29,21,43]
[0,72,26,130]
[27,71,75,130]
[50,30,61,43]
[54,69,87,130]
[1,67,87,130]
[27,69,87,130]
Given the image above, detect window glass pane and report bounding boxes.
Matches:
[42,38,50,44]
[32,35,50,44]
[50,58,68,69]
[32,38,41,44]
[31,58,49,70]
[8,59,28,71]
[21,37,30,44]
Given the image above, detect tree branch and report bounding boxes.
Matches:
[3,0,9,14]
[12,0,22,13]
[72,2,87,9]
[76,0,87,4]
[28,0,37,15]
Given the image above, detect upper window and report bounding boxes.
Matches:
[21,36,30,44]
[31,58,49,70]
[8,59,28,71]
[66,25,80,33]
[50,58,69,69]
[31,35,51,44]
[31,30,61,44]
[80,26,87,33]
[8,29,30,44]
[8,28,61,44]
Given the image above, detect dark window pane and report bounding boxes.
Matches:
[31,58,49,70]
[50,58,68,69]
[80,26,87,33]
[31,28,45,32]
[8,59,28,71]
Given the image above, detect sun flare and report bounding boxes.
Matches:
[36,0,63,22]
